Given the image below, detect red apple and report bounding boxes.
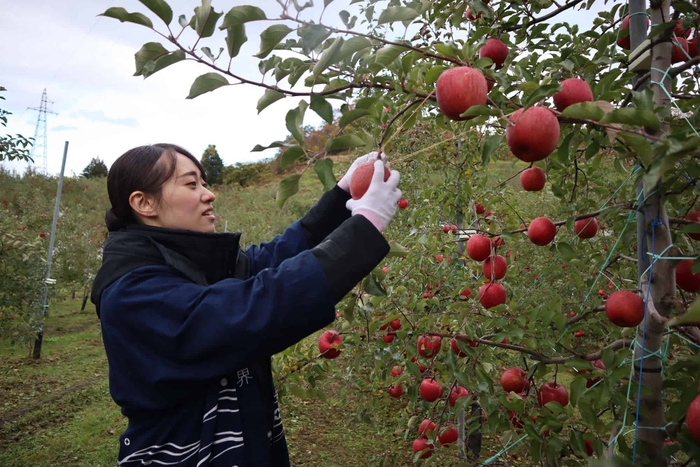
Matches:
[467,234,492,261]
[398,198,409,209]
[676,259,700,293]
[465,4,492,21]
[479,282,507,309]
[584,359,606,388]
[617,15,650,50]
[390,318,401,330]
[574,217,598,239]
[506,107,560,162]
[686,393,700,442]
[449,385,470,406]
[391,365,403,377]
[482,254,507,280]
[475,203,486,214]
[349,161,390,200]
[459,288,472,300]
[528,217,557,246]
[500,367,529,393]
[419,378,444,402]
[411,357,428,373]
[585,439,594,456]
[382,332,395,343]
[318,330,342,359]
[417,334,442,357]
[436,67,488,121]
[685,210,700,240]
[605,290,645,327]
[672,37,690,64]
[492,236,506,248]
[479,38,509,69]
[553,78,594,112]
[538,382,569,407]
[418,419,436,436]
[436,254,444,261]
[388,384,403,398]
[438,424,459,445]
[520,166,546,191]
[412,438,433,459]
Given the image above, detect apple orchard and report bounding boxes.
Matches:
[97,0,700,465]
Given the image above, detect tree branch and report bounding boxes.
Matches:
[504,0,586,32]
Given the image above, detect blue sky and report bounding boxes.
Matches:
[1,0,604,176]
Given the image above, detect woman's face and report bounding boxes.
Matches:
[150,153,217,232]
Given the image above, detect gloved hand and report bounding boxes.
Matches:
[346,160,401,232]
[338,151,389,193]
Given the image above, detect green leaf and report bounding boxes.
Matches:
[220,5,266,28]
[600,108,660,130]
[312,36,344,77]
[139,0,173,25]
[314,158,336,191]
[522,84,561,108]
[276,174,301,207]
[134,42,169,75]
[557,242,576,260]
[561,102,606,121]
[299,24,332,54]
[225,24,247,58]
[285,101,308,146]
[387,241,409,257]
[339,36,372,61]
[257,89,285,113]
[339,108,370,127]
[557,132,574,164]
[620,132,653,168]
[569,376,587,408]
[141,50,185,78]
[364,273,387,297]
[667,296,700,327]
[194,0,222,38]
[100,7,153,28]
[343,295,355,323]
[255,24,293,58]
[482,134,503,165]
[425,65,447,85]
[518,81,539,93]
[460,105,500,118]
[186,73,229,99]
[377,6,418,24]
[374,45,407,67]
[325,134,365,152]
[289,384,307,398]
[280,146,305,170]
[310,94,334,124]
[251,141,286,152]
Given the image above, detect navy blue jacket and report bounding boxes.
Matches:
[91,186,390,466]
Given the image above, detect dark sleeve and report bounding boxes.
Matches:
[299,185,352,248]
[100,252,336,385]
[310,214,390,303]
[244,185,351,273]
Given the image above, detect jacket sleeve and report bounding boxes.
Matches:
[244,185,351,273]
[100,250,336,386]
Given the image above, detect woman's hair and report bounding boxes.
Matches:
[105,144,206,231]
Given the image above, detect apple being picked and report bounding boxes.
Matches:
[605,290,644,327]
[419,378,444,402]
[349,160,390,200]
[436,66,488,121]
[467,234,492,261]
[520,166,546,192]
[553,78,594,112]
[538,382,569,407]
[500,367,530,393]
[527,217,557,246]
[479,281,507,309]
[417,334,442,357]
[506,107,560,162]
[318,330,343,359]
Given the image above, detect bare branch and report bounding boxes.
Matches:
[504,0,586,32]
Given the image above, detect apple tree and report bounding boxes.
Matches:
[100,0,700,464]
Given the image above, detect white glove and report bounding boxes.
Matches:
[338,151,389,192]
[346,160,401,232]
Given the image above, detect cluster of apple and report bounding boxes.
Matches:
[617,14,698,63]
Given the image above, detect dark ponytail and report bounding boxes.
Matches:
[105,144,205,231]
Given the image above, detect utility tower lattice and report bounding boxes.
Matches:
[28,89,57,173]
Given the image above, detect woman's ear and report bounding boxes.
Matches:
[129,191,158,220]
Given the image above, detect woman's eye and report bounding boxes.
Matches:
[187,181,197,187]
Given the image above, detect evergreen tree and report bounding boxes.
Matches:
[81,157,108,178]
[200,144,223,185]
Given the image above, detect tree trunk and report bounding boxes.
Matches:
[632,2,673,465]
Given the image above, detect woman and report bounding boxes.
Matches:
[90,143,401,467]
